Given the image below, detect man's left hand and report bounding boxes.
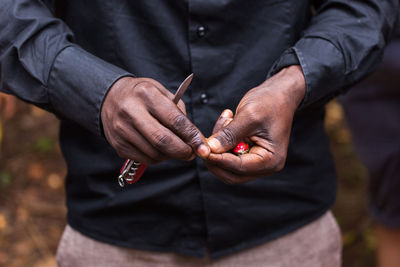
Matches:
[205,66,306,184]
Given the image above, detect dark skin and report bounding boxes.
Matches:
[205,65,306,184]
[101,77,210,165]
[101,66,305,184]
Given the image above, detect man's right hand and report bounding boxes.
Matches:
[101,77,210,165]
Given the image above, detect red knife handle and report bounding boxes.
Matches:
[128,163,147,184]
[118,159,147,187]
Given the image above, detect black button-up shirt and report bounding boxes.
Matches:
[0,0,398,259]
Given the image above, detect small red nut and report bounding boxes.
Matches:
[233,142,249,155]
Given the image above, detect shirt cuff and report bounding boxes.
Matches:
[47,45,134,136]
[269,37,346,110]
[267,49,300,76]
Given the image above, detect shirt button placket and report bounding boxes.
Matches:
[197,25,206,38]
[188,1,215,254]
[200,92,208,104]
[196,26,209,105]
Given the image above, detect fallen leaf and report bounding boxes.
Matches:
[0,214,8,231]
[28,163,45,180]
[47,173,62,190]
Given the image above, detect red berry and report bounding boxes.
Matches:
[233,142,249,155]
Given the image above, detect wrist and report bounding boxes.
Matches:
[263,65,306,112]
[102,76,144,115]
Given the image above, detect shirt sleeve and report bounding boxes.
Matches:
[0,0,133,136]
[269,0,399,109]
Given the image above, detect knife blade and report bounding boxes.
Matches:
[173,73,193,104]
[118,73,194,187]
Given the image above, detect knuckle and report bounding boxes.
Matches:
[245,110,263,128]
[184,127,202,145]
[254,128,271,140]
[151,132,173,151]
[117,100,132,117]
[169,113,202,146]
[170,113,187,130]
[218,127,237,147]
[134,81,150,93]
[113,121,124,133]
[112,121,132,141]
[133,81,156,100]
[129,112,141,127]
[110,136,124,151]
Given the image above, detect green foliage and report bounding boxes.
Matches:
[33,137,55,153]
[0,171,12,186]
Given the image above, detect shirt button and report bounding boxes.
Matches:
[200,93,208,104]
[197,26,206,37]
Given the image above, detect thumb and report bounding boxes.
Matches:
[207,115,247,154]
[212,109,234,134]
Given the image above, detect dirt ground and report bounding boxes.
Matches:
[0,96,375,267]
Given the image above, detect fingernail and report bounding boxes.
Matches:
[197,144,210,158]
[223,118,233,127]
[208,138,221,152]
[221,110,230,118]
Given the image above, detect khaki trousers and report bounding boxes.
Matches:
[56,211,341,267]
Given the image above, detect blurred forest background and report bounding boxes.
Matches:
[0,94,374,267]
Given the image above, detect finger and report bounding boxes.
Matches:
[132,110,197,161]
[118,124,172,162]
[224,118,233,127]
[148,99,210,158]
[177,99,187,115]
[113,137,160,165]
[151,80,187,115]
[212,109,233,134]
[205,161,257,184]
[207,114,250,154]
[207,146,277,175]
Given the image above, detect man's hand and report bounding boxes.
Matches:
[101,77,210,165]
[205,66,306,184]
